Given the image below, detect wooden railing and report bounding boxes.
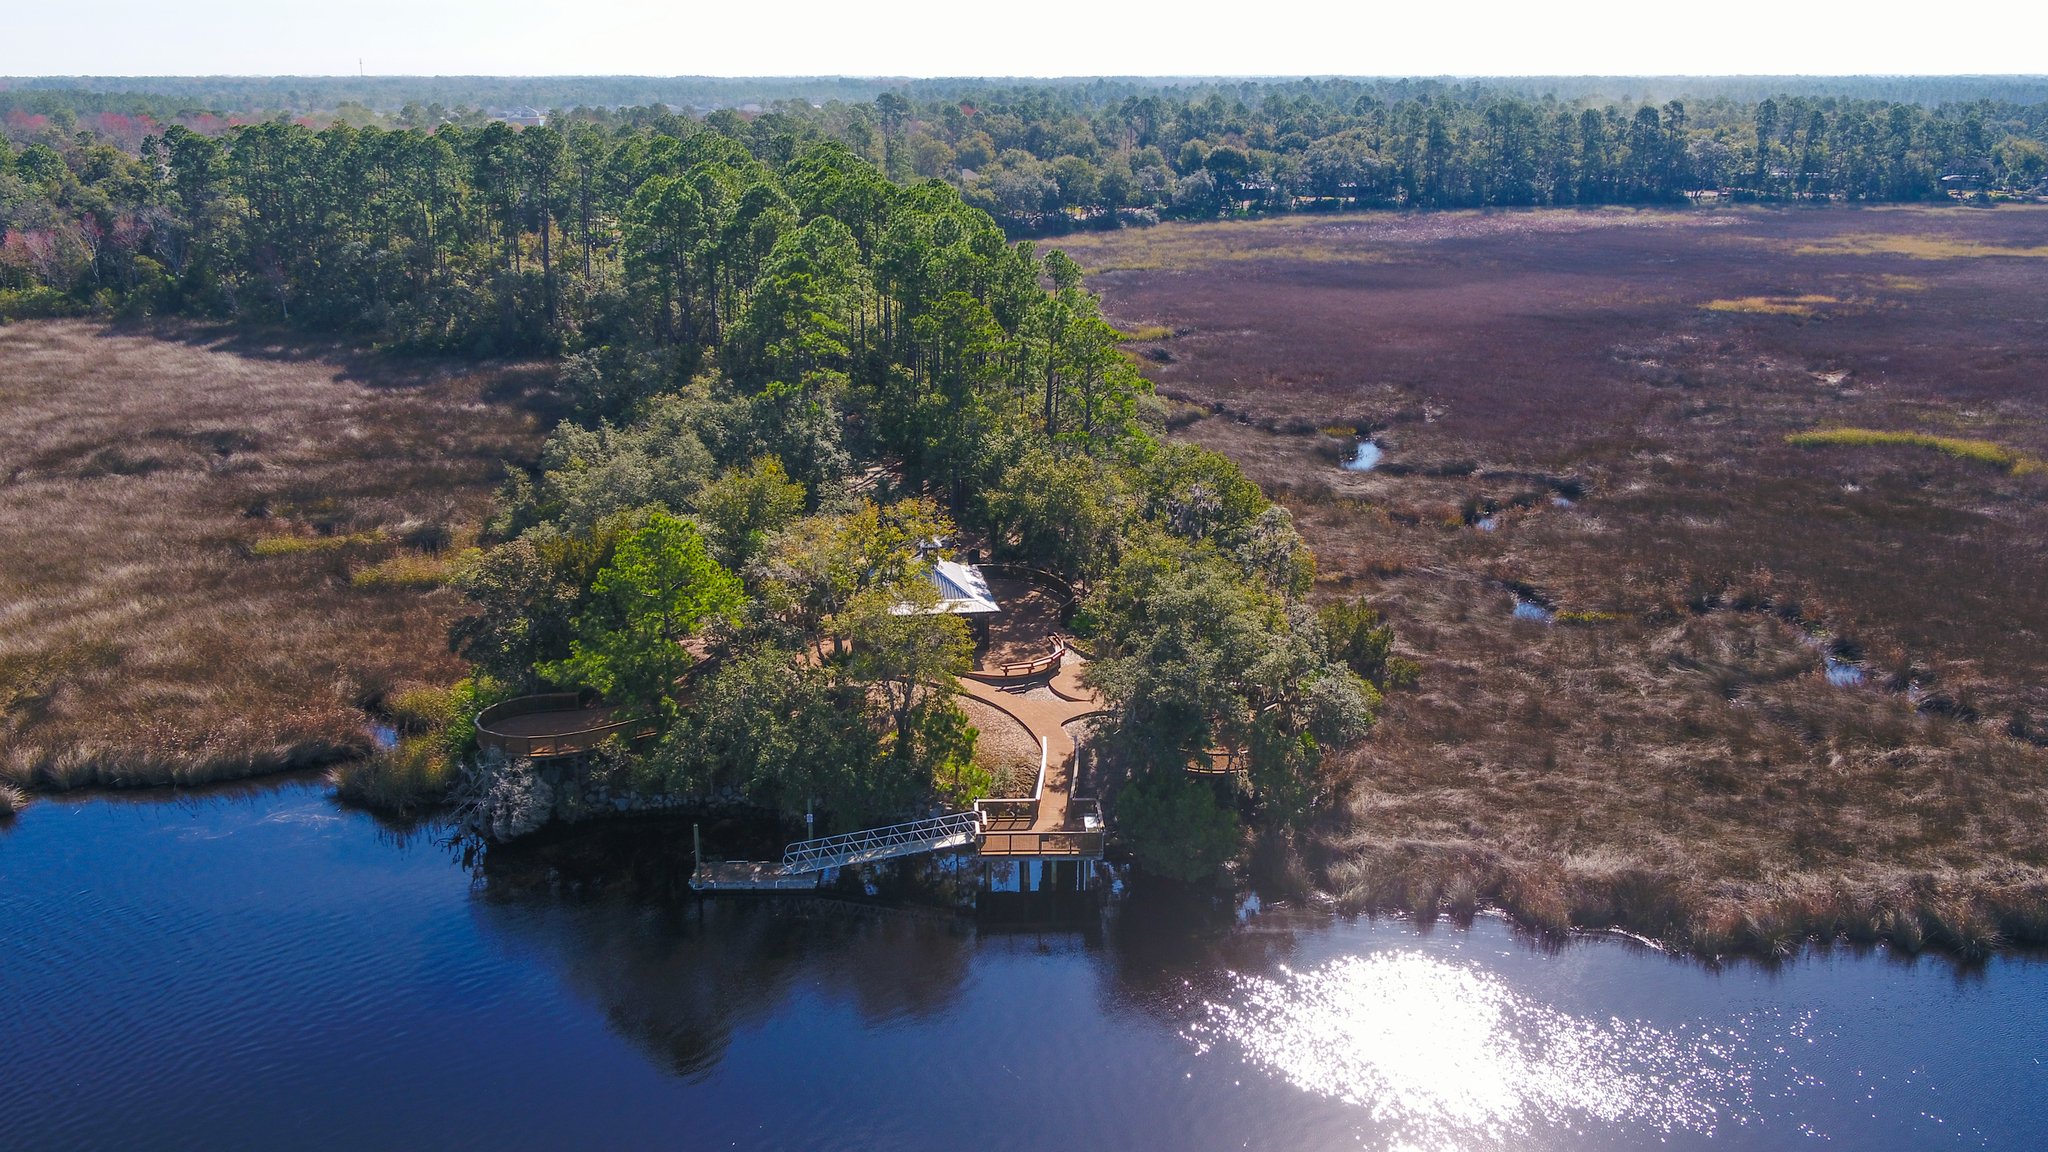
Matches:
[474,694,657,760]
[978,562,1079,614]
[969,737,1106,858]
[964,643,1066,684]
[978,829,1105,857]
[973,736,1047,830]
[1189,745,1248,776]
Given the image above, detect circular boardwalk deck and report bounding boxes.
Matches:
[475,694,656,759]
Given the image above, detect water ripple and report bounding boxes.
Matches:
[1187,951,1761,1149]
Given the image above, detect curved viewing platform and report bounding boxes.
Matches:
[969,562,1081,683]
[962,643,1066,684]
[475,693,656,760]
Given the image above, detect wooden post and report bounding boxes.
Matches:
[692,823,702,867]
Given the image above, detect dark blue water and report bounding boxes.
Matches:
[3,780,2045,1151]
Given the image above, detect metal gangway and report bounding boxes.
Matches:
[690,810,984,890]
[780,811,984,872]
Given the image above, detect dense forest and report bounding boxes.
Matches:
[5,77,2045,262]
[865,83,2048,225]
[0,109,1390,873]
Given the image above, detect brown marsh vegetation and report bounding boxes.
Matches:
[1059,205,2048,957]
[0,320,553,790]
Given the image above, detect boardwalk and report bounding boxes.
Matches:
[688,653,1109,891]
[954,655,1104,856]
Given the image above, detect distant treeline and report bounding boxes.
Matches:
[5,80,2048,324]
[8,73,2048,115]
[822,83,2048,226]
[5,78,2046,239]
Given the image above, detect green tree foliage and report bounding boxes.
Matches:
[1116,770,1241,883]
[541,513,743,722]
[984,440,1134,582]
[6,81,2047,322]
[508,395,715,535]
[672,646,922,823]
[1319,597,1421,691]
[696,456,806,570]
[450,521,622,686]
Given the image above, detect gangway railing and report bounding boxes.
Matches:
[780,810,984,873]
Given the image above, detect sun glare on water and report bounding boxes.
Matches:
[1188,951,1764,1150]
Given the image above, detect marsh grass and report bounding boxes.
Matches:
[1787,427,2043,474]
[351,549,476,589]
[1089,208,2048,959]
[383,683,460,732]
[250,530,386,556]
[1051,216,1395,271]
[0,320,550,791]
[329,735,456,813]
[1794,233,2048,260]
[1703,294,1838,316]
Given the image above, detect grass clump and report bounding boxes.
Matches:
[385,683,460,732]
[250,530,383,557]
[1794,234,2048,260]
[1786,427,2041,474]
[351,549,472,589]
[1703,294,1837,316]
[333,677,502,814]
[1118,324,1174,342]
[330,735,456,814]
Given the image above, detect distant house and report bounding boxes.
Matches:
[497,107,546,128]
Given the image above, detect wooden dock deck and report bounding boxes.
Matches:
[955,655,1105,858]
[690,860,824,891]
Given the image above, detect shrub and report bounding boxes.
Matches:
[1320,597,1418,690]
[0,783,28,817]
[0,286,80,321]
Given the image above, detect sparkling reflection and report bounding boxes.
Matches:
[1189,951,1764,1149]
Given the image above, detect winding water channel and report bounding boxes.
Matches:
[4,779,2045,1150]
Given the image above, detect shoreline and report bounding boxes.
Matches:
[12,759,2048,966]
[1307,840,2048,964]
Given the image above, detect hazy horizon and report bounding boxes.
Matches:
[6,0,2045,78]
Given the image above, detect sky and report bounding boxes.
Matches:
[2,0,2044,77]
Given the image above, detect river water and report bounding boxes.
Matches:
[4,779,2045,1151]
